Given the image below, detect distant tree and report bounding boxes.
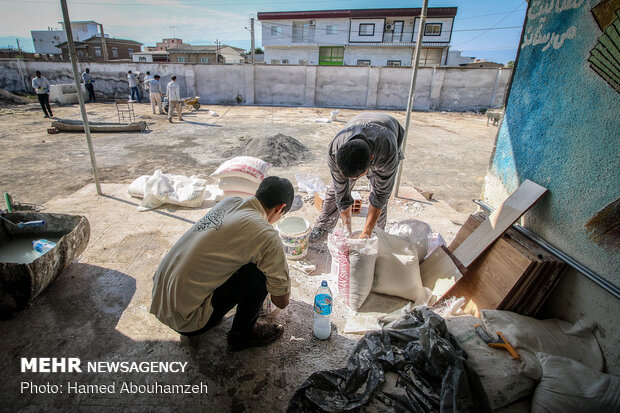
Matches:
[254,47,264,54]
[506,60,515,68]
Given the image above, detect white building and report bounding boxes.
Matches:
[31,20,104,57]
[257,7,457,67]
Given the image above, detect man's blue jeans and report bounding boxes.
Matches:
[130,86,141,102]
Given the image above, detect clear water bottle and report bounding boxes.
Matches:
[313,280,333,340]
[32,239,56,254]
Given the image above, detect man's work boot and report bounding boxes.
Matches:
[309,227,326,243]
[227,322,284,352]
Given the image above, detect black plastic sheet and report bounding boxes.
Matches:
[289,307,491,412]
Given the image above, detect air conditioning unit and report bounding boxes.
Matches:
[385,23,393,31]
[309,20,316,26]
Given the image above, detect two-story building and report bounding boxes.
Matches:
[56,36,143,61]
[31,21,105,59]
[257,7,457,67]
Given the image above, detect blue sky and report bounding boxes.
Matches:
[0,0,527,63]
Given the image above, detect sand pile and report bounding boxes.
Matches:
[224,134,311,167]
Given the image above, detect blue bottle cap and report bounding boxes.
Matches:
[321,280,328,287]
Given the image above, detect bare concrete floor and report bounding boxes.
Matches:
[0,102,497,411]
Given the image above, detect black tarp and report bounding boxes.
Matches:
[289,307,491,412]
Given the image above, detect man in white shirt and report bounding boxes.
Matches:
[81,68,95,102]
[166,75,183,122]
[151,176,294,351]
[148,75,164,114]
[127,70,140,102]
[143,71,152,94]
[31,71,53,118]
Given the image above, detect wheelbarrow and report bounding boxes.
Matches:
[163,96,201,113]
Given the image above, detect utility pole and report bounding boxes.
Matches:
[16,38,21,52]
[250,17,255,64]
[394,0,428,197]
[60,0,102,195]
[216,39,220,64]
[98,24,109,61]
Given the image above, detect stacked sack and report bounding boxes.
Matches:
[211,156,271,198]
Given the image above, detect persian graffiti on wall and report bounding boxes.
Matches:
[588,0,620,93]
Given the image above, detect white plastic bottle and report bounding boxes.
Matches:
[313,280,333,340]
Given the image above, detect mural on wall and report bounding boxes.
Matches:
[485,0,620,282]
[588,0,620,93]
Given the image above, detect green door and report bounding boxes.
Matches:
[319,46,344,66]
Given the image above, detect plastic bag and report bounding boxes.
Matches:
[388,219,432,262]
[327,229,378,311]
[289,307,492,412]
[426,232,447,259]
[136,170,207,211]
[295,173,327,195]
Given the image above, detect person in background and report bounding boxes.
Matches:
[143,71,152,95]
[149,75,164,115]
[81,68,96,102]
[150,176,293,351]
[166,75,183,123]
[309,113,405,241]
[31,71,53,118]
[127,70,140,102]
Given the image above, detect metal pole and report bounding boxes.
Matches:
[60,0,102,195]
[99,24,109,61]
[394,0,429,198]
[250,17,255,64]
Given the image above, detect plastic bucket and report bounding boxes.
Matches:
[276,217,311,260]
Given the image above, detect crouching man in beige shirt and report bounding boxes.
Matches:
[151,176,293,351]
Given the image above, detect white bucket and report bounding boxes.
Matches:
[276,217,311,260]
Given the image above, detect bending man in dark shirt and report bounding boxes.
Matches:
[310,112,404,241]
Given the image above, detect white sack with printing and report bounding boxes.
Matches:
[128,170,207,211]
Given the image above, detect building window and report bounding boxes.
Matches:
[425,23,442,36]
[139,56,147,62]
[319,46,344,66]
[94,46,101,57]
[270,59,280,64]
[420,48,443,67]
[326,25,337,35]
[357,60,371,66]
[128,48,134,57]
[177,56,187,63]
[359,23,375,36]
[200,57,209,63]
[282,59,289,64]
[393,21,404,42]
[271,26,282,36]
[111,47,118,58]
[299,59,307,65]
[387,60,401,66]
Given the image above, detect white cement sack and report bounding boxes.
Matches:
[217,177,259,194]
[372,228,428,304]
[211,156,271,183]
[388,219,432,263]
[481,310,604,376]
[445,316,537,410]
[530,353,620,413]
[128,175,150,198]
[138,170,207,211]
[328,229,378,311]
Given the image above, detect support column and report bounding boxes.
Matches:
[304,65,316,107]
[490,68,502,108]
[365,66,381,109]
[244,64,255,104]
[429,67,445,111]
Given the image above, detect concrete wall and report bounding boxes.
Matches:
[0,59,510,111]
[484,0,620,373]
[344,47,413,67]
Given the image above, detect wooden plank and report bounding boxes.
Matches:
[452,179,547,267]
[420,245,466,300]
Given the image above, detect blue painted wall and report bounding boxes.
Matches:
[488,0,620,283]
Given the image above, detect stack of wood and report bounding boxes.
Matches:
[443,212,568,316]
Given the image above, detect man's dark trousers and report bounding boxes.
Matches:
[85,84,95,101]
[37,93,52,117]
[179,263,268,338]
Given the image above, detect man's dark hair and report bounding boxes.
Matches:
[336,138,371,178]
[256,176,294,214]
[146,71,150,75]
[154,75,160,79]
[128,70,132,73]
[85,68,90,72]
[171,75,177,80]
[35,71,41,76]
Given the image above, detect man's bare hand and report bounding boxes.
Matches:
[359,231,371,239]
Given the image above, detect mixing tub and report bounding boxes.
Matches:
[276,217,311,260]
[0,212,90,319]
